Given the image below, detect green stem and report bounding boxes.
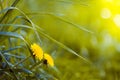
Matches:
[29,61,42,70]
[13,55,31,67]
[0,0,20,23]
[11,0,20,7]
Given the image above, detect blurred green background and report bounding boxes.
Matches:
[19,0,120,79]
[1,0,120,80]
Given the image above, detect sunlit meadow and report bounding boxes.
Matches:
[0,0,120,80]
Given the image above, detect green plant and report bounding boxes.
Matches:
[0,0,92,80]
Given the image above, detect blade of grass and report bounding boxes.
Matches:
[2,46,22,53]
[51,14,93,33]
[0,31,24,40]
[0,24,33,30]
[11,0,20,7]
[29,61,42,70]
[36,27,91,63]
[33,25,89,62]
[0,31,36,62]
[0,0,20,23]
[1,23,90,63]
[0,24,90,63]
[13,55,31,67]
[4,53,24,59]
[0,51,19,80]
[0,68,33,74]
[0,7,91,63]
[0,7,15,14]
[26,12,93,34]
[1,7,42,45]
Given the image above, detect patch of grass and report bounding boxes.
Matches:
[0,0,91,79]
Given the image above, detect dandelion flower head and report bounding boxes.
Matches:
[44,53,54,67]
[31,43,43,61]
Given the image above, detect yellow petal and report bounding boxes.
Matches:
[31,43,43,60]
[44,53,54,67]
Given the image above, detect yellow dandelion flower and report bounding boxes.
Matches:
[31,43,43,61]
[44,53,54,67]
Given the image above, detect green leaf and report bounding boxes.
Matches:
[4,52,24,59]
[26,12,93,34]
[0,68,33,74]
[0,31,36,63]
[0,51,18,80]
[14,68,33,74]
[0,24,33,30]
[2,46,22,53]
[0,7,14,14]
[53,15,93,33]
[0,31,24,40]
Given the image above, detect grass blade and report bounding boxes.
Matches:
[0,24,33,30]
[26,12,93,34]
[2,46,22,53]
[0,7,91,63]
[36,28,91,63]
[0,0,20,23]
[0,51,19,80]
[0,31,24,40]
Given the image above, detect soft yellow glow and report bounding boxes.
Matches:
[101,8,111,19]
[113,14,120,27]
[106,0,113,2]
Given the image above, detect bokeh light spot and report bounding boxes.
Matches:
[113,14,120,27]
[101,8,111,19]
